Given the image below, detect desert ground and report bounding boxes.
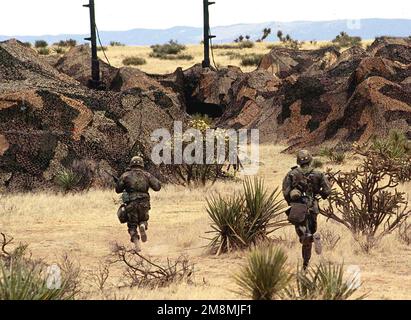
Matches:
[1,144,410,300]
[96,40,374,74]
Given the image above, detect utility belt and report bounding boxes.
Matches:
[122,191,149,204]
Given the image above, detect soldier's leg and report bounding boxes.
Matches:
[308,212,322,255]
[296,220,313,269]
[137,200,150,243]
[302,240,313,270]
[126,203,141,249]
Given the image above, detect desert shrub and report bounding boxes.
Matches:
[286,263,365,300]
[0,233,80,300]
[207,178,288,255]
[53,47,66,54]
[318,146,346,164]
[319,229,341,250]
[330,152,345,164]
[97,46,108,52]
[321,149,410,252]
[163,119,234,186]
[55,168,81,192]
[238,40,255,49]
[191,113,213,126]
[398,220,411,245]
[109,41,125,47]
[311,158,323,169]
[70,159,96,190]
[22,42,32,48]
[122,56,147,66]
[240,54,264,67]
[149,52,193,60]
[332,32,362,49]
[37,47,50,55]
[34,40,48,48]
[54,39,77,47]
[370,130,411,160]
[151,40,186,55]
[109,243,194,288]
[234,246,292,300]
[219,51,242,60]
[213,44,239,50]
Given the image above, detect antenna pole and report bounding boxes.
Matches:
[203,0,216,68]
[83,0,101,89]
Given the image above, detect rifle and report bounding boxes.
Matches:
[103,169,119,184]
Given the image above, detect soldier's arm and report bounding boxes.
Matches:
[147,173,162,192]
[115,175,125,194]
[282,173,292,204]
[319,173,332,199]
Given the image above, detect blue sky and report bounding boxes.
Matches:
[1,0,410,35]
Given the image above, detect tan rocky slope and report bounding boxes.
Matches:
[1,37,410,191]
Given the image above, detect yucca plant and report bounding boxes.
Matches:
[286,263,366,300]
[55,168,81,192]
[371,130,410,159]
[234,246,292,300]
[330,152,346,164]
[206,193,245,255]
[242,178,288,242]
[0,258,76,300]
[206,178,288,255]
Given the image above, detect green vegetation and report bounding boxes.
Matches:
[53,39,77,47]
[122,56,147,66]
[149,40,192,60]
[240,54,264,67]
[37,47,50,55]
[235,246,291,300]
[55,168,81,192]
[332,32,362,49]
[286,263,365,300]
[34,40,48,48]
[207,178,287,255]
[110,41,125,47]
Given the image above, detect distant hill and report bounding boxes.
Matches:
[1,19,411,45]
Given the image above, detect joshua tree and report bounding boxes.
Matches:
[277,30,284,42]
[261,28,272,41]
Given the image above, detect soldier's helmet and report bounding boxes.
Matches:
[297,150,313,166]
[130,156,144,168]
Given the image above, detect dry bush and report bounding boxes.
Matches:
[162,119,238,186]
[88,260,111,292]
[321,148,410,252]
[398,220,411,245]
[319,228,341,250]
[109,243,194,289]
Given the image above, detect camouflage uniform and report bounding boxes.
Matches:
[115,156,161,247]
[282,150,331,269]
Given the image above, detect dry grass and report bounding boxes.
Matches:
[98,41,374,74]
[1,144,410,299]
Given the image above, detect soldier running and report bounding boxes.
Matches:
[282,150,331,269]
[115,156,161,251]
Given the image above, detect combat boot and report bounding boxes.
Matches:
[139,223,147,243]
[128,229,141,252]
[302,242,312,270]
[313,233,322,255]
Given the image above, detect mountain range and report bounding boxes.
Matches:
[1,19,410,45]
